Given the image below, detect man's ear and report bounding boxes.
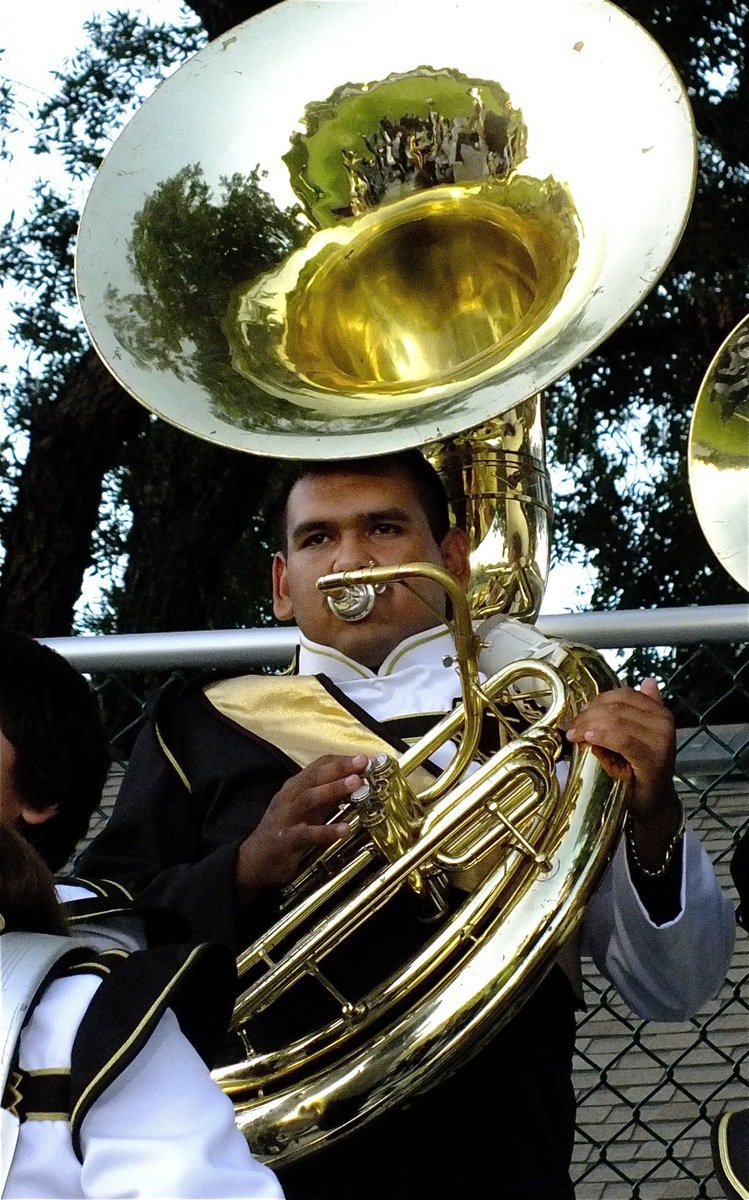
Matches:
[440,527,471,587]
[20,803,59,827]
[272,552,294,621]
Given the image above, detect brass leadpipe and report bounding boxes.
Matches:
[317,562,486,800]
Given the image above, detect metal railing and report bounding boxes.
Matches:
[44,603,749,671]
[50,603,749,1199]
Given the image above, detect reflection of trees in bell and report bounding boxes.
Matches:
[106,159,479,437]
[712,325,749,426]
[105,163,305,426]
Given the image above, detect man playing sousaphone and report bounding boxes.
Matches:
[79,449,735,1200]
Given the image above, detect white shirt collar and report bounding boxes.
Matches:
[297,624,458,683]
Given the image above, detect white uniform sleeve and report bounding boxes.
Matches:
[79,1008,284,1199]
[580,827,736,1021]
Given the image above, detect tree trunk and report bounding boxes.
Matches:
[114,0,281,635]
[0,0,274,639]
[0,353,147,636]
[117,424,273,634]
[184,1,274,40]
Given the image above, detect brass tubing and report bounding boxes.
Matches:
[236,847,374,977]
[277,653,561,900]
[268,656,566,907]
[232,722,563,1025]
[317,562,566,802]
[219,739,562,1090]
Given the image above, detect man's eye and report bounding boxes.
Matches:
[301,532,329,547]
[373,523,402,536]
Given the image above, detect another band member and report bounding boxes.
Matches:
[0,821,284,1199]
[79,450,735,1199]
[0,631,110,871]
[0,630,145,949]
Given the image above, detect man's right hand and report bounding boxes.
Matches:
[235,754,368,894]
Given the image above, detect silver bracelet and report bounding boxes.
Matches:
[626,803,686,879]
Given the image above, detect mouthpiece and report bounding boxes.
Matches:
[326,581,387,622]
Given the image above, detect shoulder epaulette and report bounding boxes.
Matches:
[56,876,135,927]
[3,940,237,1164]
[69,941,237,1159]
[1,936,108,1134]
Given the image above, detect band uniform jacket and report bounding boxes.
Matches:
[78,621,736,1200]
[1,938,283,1199]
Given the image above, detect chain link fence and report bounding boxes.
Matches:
[55,613,749,1199]
[573,639,749,1199]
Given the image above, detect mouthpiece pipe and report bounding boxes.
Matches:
[317,562,485,795]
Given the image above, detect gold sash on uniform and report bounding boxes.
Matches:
[203,674,438,794]
[202,672,584,997]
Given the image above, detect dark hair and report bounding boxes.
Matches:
[269,450,451,552]
[0,820,70,936]
[0,632,111,871]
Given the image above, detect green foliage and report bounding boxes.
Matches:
[1,184,84,421]
[1,0,747,634]
[0,65,17,163]
[1,8,204,396]
[208,516,275,630]
[34,10,205,177]
[0,6,205,591]
[546,0,748,612]
[106,163,302,386]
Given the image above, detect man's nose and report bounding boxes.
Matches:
[332,533,374,572]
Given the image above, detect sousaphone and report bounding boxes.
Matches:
[689,315,749,593]
[75,0,696,1164]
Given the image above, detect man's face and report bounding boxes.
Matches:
[272,468,470,669]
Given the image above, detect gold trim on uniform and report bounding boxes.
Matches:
[70,946,204,1130]
[717,1113,749,1200]
[155,723,192,793]
[203,675,436,793]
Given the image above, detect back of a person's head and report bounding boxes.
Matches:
[0,632,111,871]
[0,819,69,935]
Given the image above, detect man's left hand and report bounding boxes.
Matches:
[567,678,682,873]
